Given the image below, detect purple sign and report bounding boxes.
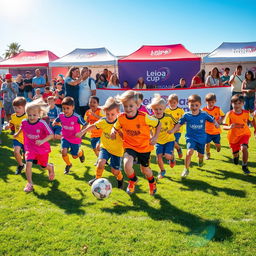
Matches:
[118,60,200,88]
[9,68,48,78]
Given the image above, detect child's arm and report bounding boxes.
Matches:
[13,128,22,138]
[168,123,182,134]
[35,134,54,146]
[223,123,243,130]
[150,122,162,145]
[214,120,220,128]
[76,124,96,138]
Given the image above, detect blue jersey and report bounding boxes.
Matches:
[179,111,214,144]
[48,106,60,121]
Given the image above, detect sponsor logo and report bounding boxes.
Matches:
[63,125,74,130]
[77,52,97,59]
[190,124,203,129]
[146,67,170,82]
[21,56,38,61]
[232,46,256,54]
[150,49,171,56]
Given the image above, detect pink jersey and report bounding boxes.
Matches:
[138,105,150,115]
[21,119,53,154]
[55,112,86,144]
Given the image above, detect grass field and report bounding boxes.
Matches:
[0,130,256,256]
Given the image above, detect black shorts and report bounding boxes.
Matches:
[125,148,151,167]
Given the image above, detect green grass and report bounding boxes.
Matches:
[0,130,256,256]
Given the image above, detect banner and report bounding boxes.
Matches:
[96,87,232,113]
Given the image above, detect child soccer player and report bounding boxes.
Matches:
[47,96,61,139]
[170,94,219,178]
[223,94,253,174]
[202,93,225,159]
[77,97,124,188]
[14,99,55,192]
[150,94,177,179]
[110,90,161,195]
[7,97,27,174]
[166,94,185,158]
[84,96,105,160]
[137,92,150,114]
[53,97,87,174]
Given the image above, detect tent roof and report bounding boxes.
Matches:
[49,48,117,67]
[203,42,256,63]
[119,44,200,62]
[0,50,59,67]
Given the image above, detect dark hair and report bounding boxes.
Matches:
[245,71,254,81]
[224,67,230,72]
[56,82,63,86]
[89,96,100,104]
[62,96,74,106]
[188,94,201,103]
[237,65,242,70]
[211,67,220,79]
[100,74,107,81]
[137,77,146,87]
[231,94,244,103]
[205,93,216,102]
[13,97,26,107]
[196,69,205,83]
[136,92,144,100]
[45,86,50,90]
[67,66,79,79]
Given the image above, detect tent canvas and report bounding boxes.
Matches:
[118,44,201,88]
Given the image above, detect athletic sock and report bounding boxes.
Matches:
[63,155,71,165]
[115,171,123,181]
[78,150,83,157]
[128,173,137,182]
[242,161,247,166]
[96,167,104,178]
[147,176,155,183]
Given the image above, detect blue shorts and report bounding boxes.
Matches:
[90,137,100,149]
[61,138,80,156]
[13,139,24,152]
[174,133,181,143]
[186,139,205,155]
[206,134,221,144]
[99,148,122,170]
[244,96,255,111]
[156,141,175,156]
[51,124,62,135]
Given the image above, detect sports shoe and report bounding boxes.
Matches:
[15,164,25,175]
[169,159,176,168]
[64,164,72,174]
[88,177,97,186]
[157,170,166,179]
[149,181,157,196]
[177,148,183,159]
[24,183,34,192]
[181,169,189,178]
[205,153,210,160]
[198,159,204,167]
[242,165,250,175]
[79,150,85,163]
[233,156,239,165]
[117,178,124,189]
[126,180,137,195]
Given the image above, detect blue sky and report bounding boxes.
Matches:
[0,0,255,58]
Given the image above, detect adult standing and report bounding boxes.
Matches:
[205,67,222,87]
[191,69,205,88]
[134,77,147,89]
[64,66,83,114]
[107,74,121,89]
[229,65,243,96]
[23,71,33,101]
[32,69,46,94]
[0,73,18,121]
[221,67,230,86]
[79,67,96,118]
[16,74,24,96]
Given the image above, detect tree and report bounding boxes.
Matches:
[4,42,23,59]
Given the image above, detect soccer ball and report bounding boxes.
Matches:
[91,178,112,199]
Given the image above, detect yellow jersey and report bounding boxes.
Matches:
[10,113,27,144]
[165,107,185,132]
[85,108,105,138]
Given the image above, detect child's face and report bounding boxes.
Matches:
[48,99,55,107]
[232,101,244,112]
[56,84,62,90]
[36,89,41,95]
[169,99,178,109]
[123,99,139,117]
[89,99,99,111]
[123,82,128,88]
[106,108,119,123]
[62,104,74,116]
[152,104,165,118]
[45,89,50,93]
[27,109,40,123]
[13,105,25,115]
[188,101,201,113]
[206,100,216,109]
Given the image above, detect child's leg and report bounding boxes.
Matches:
[25,161,33,184]
[198,153,204,163]
[123,152,135,177]
[96,158,106,178]
[14,146,23,166]
[215,143,221,152]
[62,148,71,165]
[241,145,248,164]
[140,165,156,195]
[185,149,194,169]
[157,154,165,171]
[205,143,210,154]
[44,163,55,181]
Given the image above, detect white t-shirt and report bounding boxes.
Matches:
[229,74,244,92]
[79,78,96,106]
[205,76,220,86]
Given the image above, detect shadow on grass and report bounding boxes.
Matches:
[222,155,256,168]
[102,194,233,242]
[174,179,246,198]
[34,179,90,215]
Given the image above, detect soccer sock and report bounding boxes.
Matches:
[115,171,123,181]
[128,173,137,182]
[96,167,104,179]
[147,176,155,183]
[78,150,83,157]
[242,161,247,166]
[63,155,71,165]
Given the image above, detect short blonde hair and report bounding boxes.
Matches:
[102,97,120,112]
[148,94,166,109]
[25,98,49,118]
[168,94,178,102]
[117,90,139,104]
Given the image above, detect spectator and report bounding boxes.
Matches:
[221,67,230,86]
[135,77,147,89]
[96,74,108,89]
[64,66,83,114]
[57,74,65,84]
[123,80,129,89]
[191,69,205,88]
[205,67,222,87]
[26,91,33,103]
[103,69,109,81]
[32,69,46,93]
[229,65,243,96]
[33,88,42,100]
[54,82,65,108]
[16,74,24,96]
[79,67,97,117]
[175,78,187,88]
[42,86,53,102]
[0,73,19,121]
[23,71,33,101]
[44,74,51,87]
[95,73,100,84]
[241,71,256,112]
[107,73,121,89]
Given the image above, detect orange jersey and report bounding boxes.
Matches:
[85,108,104,138]
[202,106,225,135]
[224,110,252,144]
[114,111,159,153]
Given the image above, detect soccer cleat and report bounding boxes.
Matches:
[198,159,204,167]
[126,180,137,195]
[181,169,189,178]
[157,170,166,179]
[15,164,25,175]
[233,156,239,165]
[149,181,157,196]
[79,150,85,163]
[88,178,97,186]
[24,183,34,192]
[242,165,250,175]
[169,159,176,168]
[64,164,72,174]
[177,148,183,159]
[117,178,124,189]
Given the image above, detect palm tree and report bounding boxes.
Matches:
[4,42,23,59]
